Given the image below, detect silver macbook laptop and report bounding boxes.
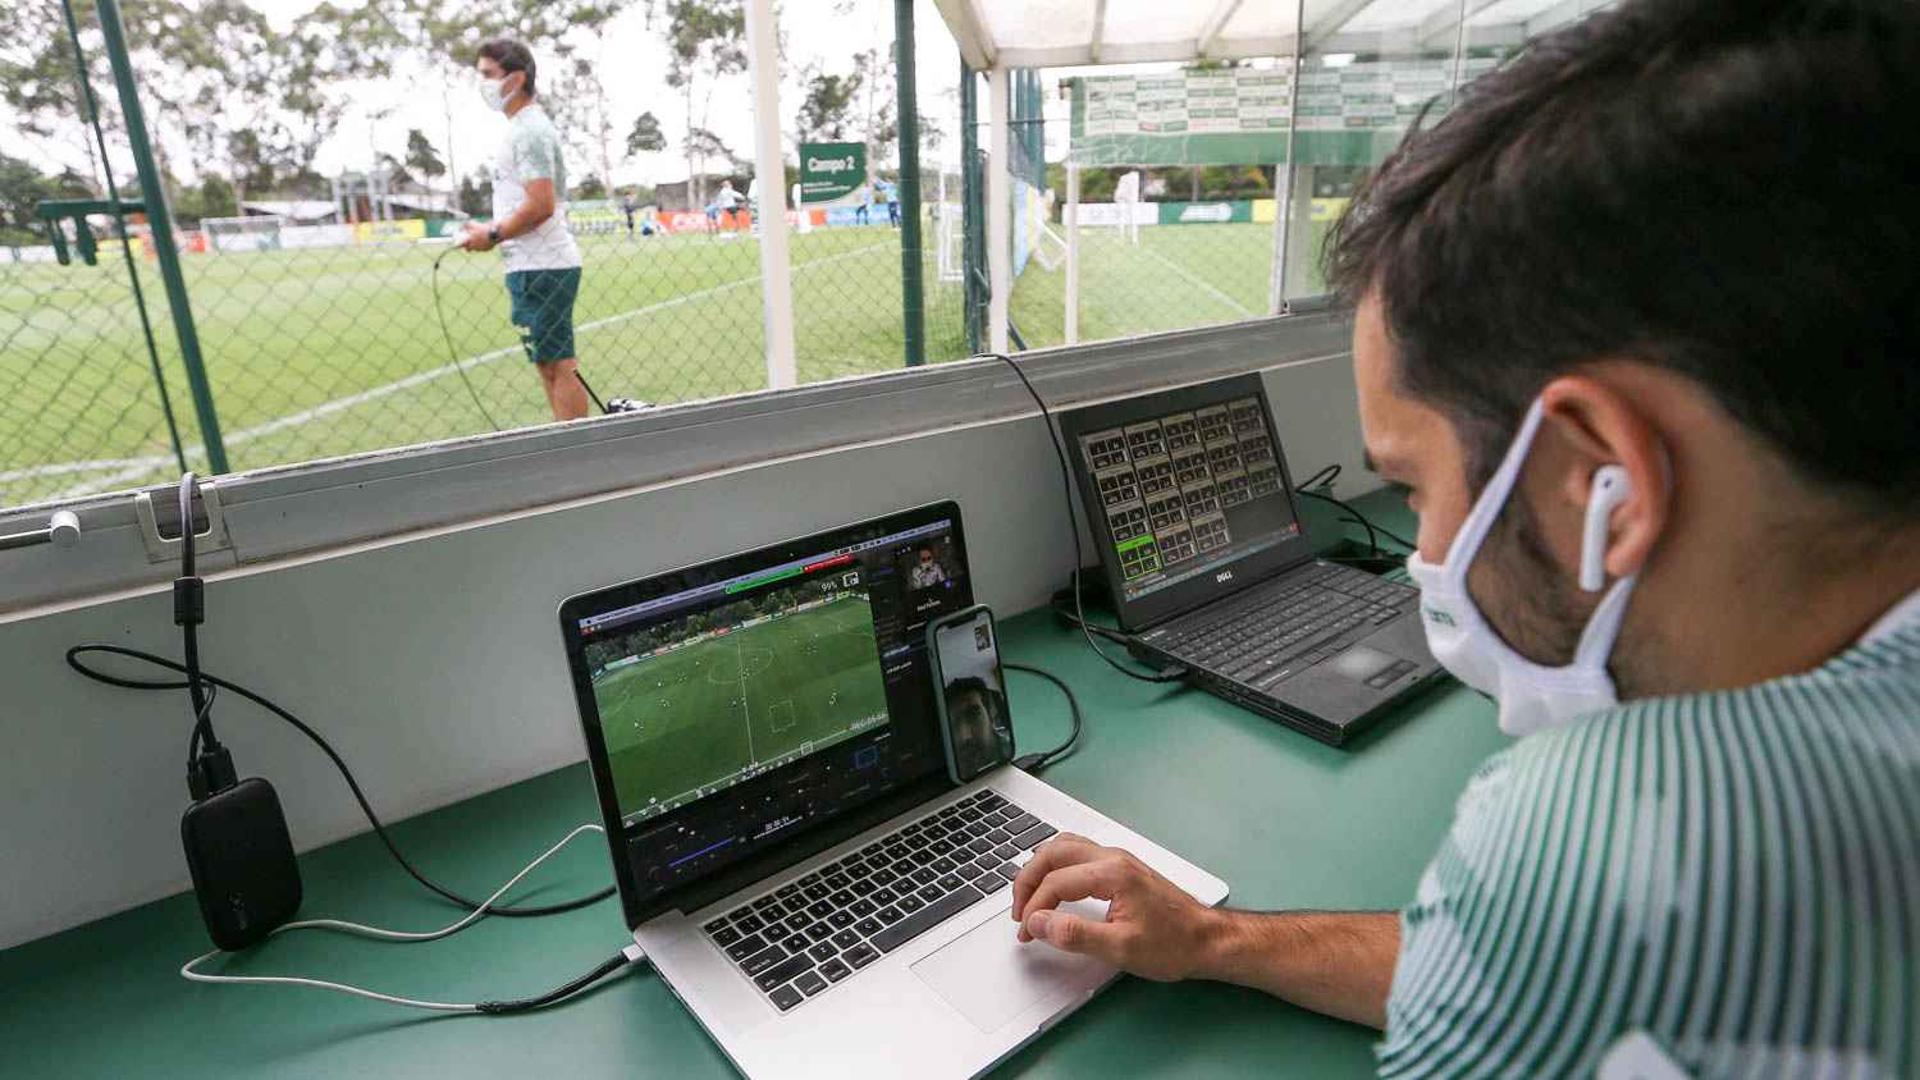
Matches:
[559,501,1226,1078]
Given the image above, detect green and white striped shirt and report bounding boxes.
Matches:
[1379,616,1920,1078]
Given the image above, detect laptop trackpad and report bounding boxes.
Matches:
[910,899,1112,1033]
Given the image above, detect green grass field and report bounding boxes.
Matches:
[594,592,889,820]
[0,220,1306,507]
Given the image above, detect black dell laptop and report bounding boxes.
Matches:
[1057,373,1442,745]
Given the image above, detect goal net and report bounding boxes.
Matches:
[203,215,288,253]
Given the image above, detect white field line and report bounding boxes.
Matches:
[33,241,888,499]
[1140,246,1256,319]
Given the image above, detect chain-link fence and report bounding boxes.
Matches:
[1,0,972,509]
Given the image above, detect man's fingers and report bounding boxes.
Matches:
[1010,835,1101,917]
[1022,908,1125,963]
[1016,862,1121,926]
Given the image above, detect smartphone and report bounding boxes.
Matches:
[926,604,1015,784]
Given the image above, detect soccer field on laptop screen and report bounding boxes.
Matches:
[585,572,890,823]
[567,509,971,907]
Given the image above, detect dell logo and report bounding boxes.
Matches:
[1214,570,1234,584]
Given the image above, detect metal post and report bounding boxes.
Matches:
[93,0,228,473]
[744,0,797,389]
[1065,159,1080,344]
[959,60,983,354]
[894,0,926,367]
[987,66,1011,355]
[1271,0,1308,312]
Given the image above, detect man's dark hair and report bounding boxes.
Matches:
[476,38,537,98]
[1327,0,1918,514]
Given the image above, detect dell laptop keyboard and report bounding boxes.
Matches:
[1158,563,1421,685]
[702,789,1057,1011]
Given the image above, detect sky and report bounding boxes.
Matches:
[243,0,970,189]
[4,0,1240,197]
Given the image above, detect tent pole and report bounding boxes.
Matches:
[987,66,1011,354]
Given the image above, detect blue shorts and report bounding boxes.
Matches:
[506,267,582,364]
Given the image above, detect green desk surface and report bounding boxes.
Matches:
[0,500,1510,1079]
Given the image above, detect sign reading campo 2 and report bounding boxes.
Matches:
[799,141,867,205]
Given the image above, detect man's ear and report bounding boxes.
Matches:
[1537,375,1671,581]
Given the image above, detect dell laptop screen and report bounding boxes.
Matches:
[1060,374,1310,628]
[560,503,972,919]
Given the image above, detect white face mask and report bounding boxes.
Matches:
[479,75,513,113]
[1404,399,1638,737]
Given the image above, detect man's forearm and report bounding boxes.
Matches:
[494,200,552,241]
[1195,910,1399,1029]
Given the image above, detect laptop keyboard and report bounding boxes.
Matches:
[701,788,1058,1012]
[1160,563,1420,688]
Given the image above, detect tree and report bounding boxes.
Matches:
[2,0,340,205]
[852,47,897,168]
[404,129,446,186]
[0,153,93,242]
[574,173,608,199]
[651,0,747,205]
[458,169,493,216]
[627,111,667,157]
[548,56,617,197]
[684,127,737,186]
[796,70,862,141]
[377,153,417,192]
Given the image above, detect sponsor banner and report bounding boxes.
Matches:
[1251,198,1276,224]
[280,223,357,249]
[1156,200,1251,225]
[1075,202,1157,227]
[1311,196,1352,223]
[353,219,427,244]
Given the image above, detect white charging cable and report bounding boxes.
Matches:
[180,823,644,1013]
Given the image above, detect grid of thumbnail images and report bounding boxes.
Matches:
[1079,397,1284,581]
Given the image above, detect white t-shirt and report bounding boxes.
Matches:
[491,105,581,272]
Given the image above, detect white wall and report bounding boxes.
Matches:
[0,355,1368,949]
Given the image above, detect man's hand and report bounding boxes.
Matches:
[1010,833,1220,981]
[1012,834,1401,1027]
[458,223,496,252]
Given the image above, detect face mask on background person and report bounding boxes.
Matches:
[1404,399,1639,737]
[479,74,513,112]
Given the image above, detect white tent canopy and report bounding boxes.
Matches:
[931,0,1598,349]
[933,0,1590,70]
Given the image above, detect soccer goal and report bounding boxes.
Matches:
[934,166,965,283]
[203,215,289,253]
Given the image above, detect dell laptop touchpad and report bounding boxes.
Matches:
[911,899,1112,1033]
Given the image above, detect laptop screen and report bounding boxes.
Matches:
[561,503,972,914]
[1059,374,1314,630]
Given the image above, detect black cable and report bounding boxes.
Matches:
[431,246,505,432]
[976,352,1187,685]
[572,367,611,414]
[1294,463,1418,555]
[66,643,615,918]
[1005,662,1082,772]
[475,950,637,1014]
[177,473,215,751]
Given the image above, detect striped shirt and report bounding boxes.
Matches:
[1378,619,1920,1078]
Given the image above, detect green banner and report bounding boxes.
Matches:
[1068,56,1509,167]
[1156,200,1253,225]
[799,141,867,205]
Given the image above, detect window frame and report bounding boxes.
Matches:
[0,309,1352,616]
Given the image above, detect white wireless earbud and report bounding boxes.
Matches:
[1579,465,1632,592]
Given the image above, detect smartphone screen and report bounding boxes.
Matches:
[931,608,1014,782]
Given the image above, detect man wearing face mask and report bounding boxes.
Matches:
[461,38,591,422]
[1009,1,1920,1075]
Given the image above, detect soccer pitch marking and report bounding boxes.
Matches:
[1139,244,1258,319]
[37,240,891,500]
[637,593,877,809]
